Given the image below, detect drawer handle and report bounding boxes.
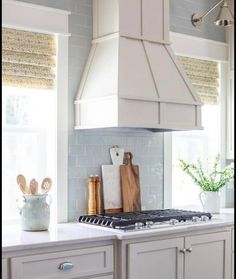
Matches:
[58,262,74,270]
[179,248,186,253]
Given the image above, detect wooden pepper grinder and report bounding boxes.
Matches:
[95,175,102,214]
[87,176,96,215]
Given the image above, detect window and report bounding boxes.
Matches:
[2,86,57,225]
[2,28,57,225]
[171,57,222,210]
[172,104,221,209]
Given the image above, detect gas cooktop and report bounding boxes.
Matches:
[78,209,212,231]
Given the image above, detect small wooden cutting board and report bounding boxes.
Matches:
[120,152,141,212]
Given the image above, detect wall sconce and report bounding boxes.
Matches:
[191,0,234,27]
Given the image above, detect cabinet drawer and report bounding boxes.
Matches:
[11,245,113,279]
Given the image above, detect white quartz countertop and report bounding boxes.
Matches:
[2,223,116,253]
[2,209,234,253]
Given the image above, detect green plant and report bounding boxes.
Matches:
[179,155,234,192]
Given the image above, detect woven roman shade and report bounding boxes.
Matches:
[177,56,220,105]
[2,28,56,89]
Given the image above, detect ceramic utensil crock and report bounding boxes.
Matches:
[17,194,52,231]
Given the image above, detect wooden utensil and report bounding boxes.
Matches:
[102,146,124,213]
[41,177,52,194]
[120,152,141,212]
[29,179,38,195]
[17,174,29,194]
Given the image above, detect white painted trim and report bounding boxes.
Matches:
[164,32,229,208]
[2,0,71,15]
[219,63,229,208]
[2,0,71,36]
[170,31,228,62]
[92,33,119,44]
[119,97,202,106]
[121,34,171,45]
[170,31,228,47]
[56,36,69,223]
[226,71,234,159]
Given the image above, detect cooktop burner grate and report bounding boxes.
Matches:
[78,209,212,230]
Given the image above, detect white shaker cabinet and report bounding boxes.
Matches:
[128,237,184,279]
[184,232,231,279]
[127,231,231,279]
[11,245,113,279]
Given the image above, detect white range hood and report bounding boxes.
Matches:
[74,0,203,131]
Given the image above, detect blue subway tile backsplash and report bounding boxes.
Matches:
[68,130,164,221]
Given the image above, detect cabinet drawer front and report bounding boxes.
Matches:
[11,245,113,279]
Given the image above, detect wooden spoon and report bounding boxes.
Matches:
[41,177,52,194]
[29,179,38,195]
[17,174,29,194]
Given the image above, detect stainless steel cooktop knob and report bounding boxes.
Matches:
[145,221,154,228]
[135,222,144,229]
[201,215,209,222]
[192,216,201,223]
[169,219,179,225]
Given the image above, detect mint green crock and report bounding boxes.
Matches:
[18,194,52,231]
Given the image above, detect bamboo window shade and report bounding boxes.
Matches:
[177,56,220,105]
[2,28,56,89]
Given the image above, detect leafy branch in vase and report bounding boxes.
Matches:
[179,154,234,192]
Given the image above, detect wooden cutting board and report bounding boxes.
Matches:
[102,147,124,214]
[120,152,141,212]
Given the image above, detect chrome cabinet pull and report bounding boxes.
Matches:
[186,247,193,253]
[179,248,186,253]
[58,262,74,270]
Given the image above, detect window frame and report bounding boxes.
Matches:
[2,0,71,223]
[164,32,230,209]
